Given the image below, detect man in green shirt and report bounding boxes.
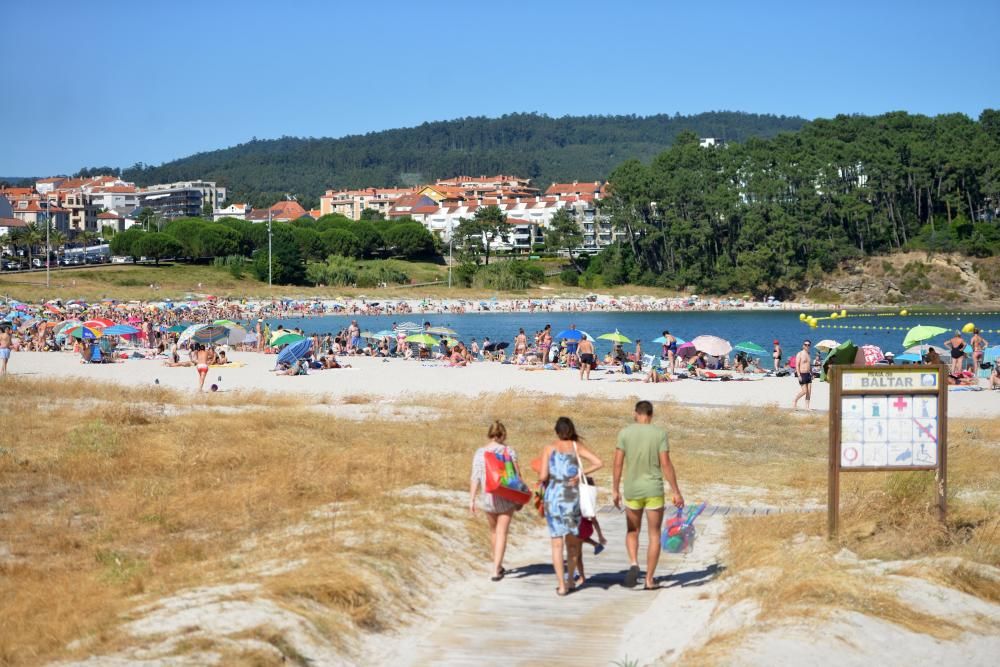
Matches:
[613,400,684,589]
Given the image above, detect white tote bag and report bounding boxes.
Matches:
[574,441,598,519]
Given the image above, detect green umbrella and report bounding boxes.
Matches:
[598,330,632,344]
[821,339,859,382]
[902,325,949,349]
[404,333,438,346]
[271,332,306,347]
[168,324,188,334]
[733,341,766,355]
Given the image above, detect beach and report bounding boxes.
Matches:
[10,350,998,417]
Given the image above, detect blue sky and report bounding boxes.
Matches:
[2,0,997,175]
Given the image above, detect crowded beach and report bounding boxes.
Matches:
[2,295,997,419]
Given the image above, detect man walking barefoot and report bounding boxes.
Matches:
[792,340,813,410]
[613,400,684,589]
[577,336,596,381]
[0,324,12,376]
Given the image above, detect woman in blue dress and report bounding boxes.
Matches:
[540,416,603,596]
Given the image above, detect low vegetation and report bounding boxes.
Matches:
[1,379,996,664]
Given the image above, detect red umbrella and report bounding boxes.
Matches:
[83,318,114,328]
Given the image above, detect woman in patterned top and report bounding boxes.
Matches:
[539,417,603,596]
[470,421,522,581]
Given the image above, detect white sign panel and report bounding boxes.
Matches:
[840,393,938,468]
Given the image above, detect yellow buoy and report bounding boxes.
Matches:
[799,313,806,321]
[899,309,908,316]
[962,322,975,334]
[840,309,847,317]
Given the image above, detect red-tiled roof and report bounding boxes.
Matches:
[0,217,27,228]
[97,212,121,219]
[545,181,602,196]
[268,200,308,220]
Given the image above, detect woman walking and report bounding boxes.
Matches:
[539,417,603,596]
[470,421,522,581]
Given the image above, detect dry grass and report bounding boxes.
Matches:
[1,377,997,664]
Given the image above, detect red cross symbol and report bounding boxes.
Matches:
[892,396,909,413]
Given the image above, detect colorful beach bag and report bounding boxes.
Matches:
[484,447,532,506]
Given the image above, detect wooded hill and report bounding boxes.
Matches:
[120,112,806,207]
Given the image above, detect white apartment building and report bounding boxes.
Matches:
[319,187,416,219]
[142,180,227,209]
[213,202,250,220]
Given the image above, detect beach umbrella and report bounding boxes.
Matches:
[277,338,313,365]
[858,344,885,366]
[168,324,188,334]
[396,321,423,333]
[54,320,82,335]
[733,341,767,356]
[360,331,379,339]
[555,329,584,340]
[676,342,698,359]
[67,325,102,340]
[374,329,396,337]
[439,336,459,347]
[902,325,949,349]
[44,303,63,315]
[215,322,248,345]
[598,330,632,344]
[425,326,458,335]
[894,353,922,363]
[821,340,858,382]
[103,324,141,336]
[484,341,510,352]
[815,339,839,352]
[84,318,114,328]
[691,335,732,357]
[271,331,306,347]
[652,336,684,344]
[404,333,438,346]
[191,324,230,345]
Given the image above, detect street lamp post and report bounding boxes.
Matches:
[44,200,51,288]
[267,209,272,286]
[447,220,453,288]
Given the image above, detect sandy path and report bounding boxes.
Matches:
[375,504,727,666]
[7,352,998,418]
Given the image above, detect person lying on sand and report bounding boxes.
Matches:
[645,366,674,383]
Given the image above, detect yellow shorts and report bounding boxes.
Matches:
[624,496,664,511]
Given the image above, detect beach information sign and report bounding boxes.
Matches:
[828,365,948,537]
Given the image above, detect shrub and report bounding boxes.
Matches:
[560,269,579,286]
[472,261,545,290]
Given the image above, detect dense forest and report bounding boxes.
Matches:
[119,112,806,207]
[584,111,1000,296]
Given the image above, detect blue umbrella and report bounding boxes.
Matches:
[894,353,922,363]
[555,329,583,340]
[103,324,141,336]
[277,338,313,365]
[652,336,687,345]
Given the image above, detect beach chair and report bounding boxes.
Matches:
[89,345,103,364]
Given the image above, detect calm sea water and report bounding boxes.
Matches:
[270,309,1000,357]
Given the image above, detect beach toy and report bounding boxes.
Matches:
[210,384,219,392]
[962,322,975,334]
[661,502,707,554]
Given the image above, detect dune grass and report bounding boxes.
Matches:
[681,416,1000,663]
[1,377,996,664]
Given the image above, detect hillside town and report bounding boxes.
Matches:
[0,167,657,267]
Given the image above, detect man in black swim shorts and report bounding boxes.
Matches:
[792,340,813,410]
[577,337,596,381]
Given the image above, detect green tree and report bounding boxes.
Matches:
[454,205,506,265]
[133,232,182,265]
[544,208,584,272]
[202,202,214,218]
[360,208,384,221]
[110,227,145,261]
[20,223,42,265]
[320,228,363,258]
[382,222,435,258]
[252,226,305,284]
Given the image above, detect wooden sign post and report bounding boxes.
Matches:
[828,365,948,538]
